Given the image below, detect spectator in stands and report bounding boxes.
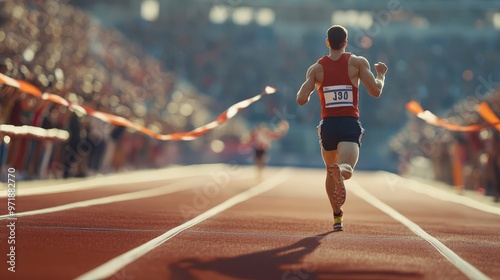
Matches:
[26,99,50,178]
[100,125,125,173]
[63,108,81,178]
[86,115,109,176]
[37,104,57,179]
[486,130,500,202]
[465,130,485,192]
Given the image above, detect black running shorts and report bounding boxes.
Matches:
[317,116,364,151]
[255,148,266,159]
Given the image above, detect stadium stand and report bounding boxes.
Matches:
[0,0,229,180]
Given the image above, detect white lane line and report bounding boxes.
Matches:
[22,225,163,233]
[76,168,291,280]
[0,164,226,197]
[0,179,202,220]
[349,180,491,280]
[379,171,500,216]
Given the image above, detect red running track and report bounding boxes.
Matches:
[0,164,499,280]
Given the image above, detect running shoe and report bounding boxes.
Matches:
[333,210,343,231]
[330,163,346,207]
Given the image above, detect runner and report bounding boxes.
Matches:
[296,25,388,231]
[243,121,289,181]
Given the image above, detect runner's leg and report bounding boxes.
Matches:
[334,141,360,180]
[255,149,266,180]
[321,148,341,214]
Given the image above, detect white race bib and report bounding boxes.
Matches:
[323,85,353,108]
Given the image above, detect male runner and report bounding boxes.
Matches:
[243,121,289,180]
[296,25,388,231]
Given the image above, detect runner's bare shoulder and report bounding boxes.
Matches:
[349,54,370,68]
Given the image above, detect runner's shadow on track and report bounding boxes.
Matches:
[169,231,333,280]
[168,230,424,280]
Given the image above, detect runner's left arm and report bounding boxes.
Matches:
[296,64,317,105]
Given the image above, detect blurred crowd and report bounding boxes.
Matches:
[389,88,500,202]
[0,0,228,180]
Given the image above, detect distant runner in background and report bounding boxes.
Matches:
[242,121,289,180]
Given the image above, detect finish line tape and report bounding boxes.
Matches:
[406,100,500,132]
[0,73,277,141]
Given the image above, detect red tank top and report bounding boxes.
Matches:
[317,53,359,119]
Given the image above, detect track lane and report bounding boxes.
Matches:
[0,166,256,280]
[104,168,490,280]
[76,168,291,280]
[1,166,499,279]
[0,179,191,215]
[352,173,500,278]
[0,164,223,197]
[0,164,235,215]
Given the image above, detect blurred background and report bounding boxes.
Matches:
[0,0,499,199]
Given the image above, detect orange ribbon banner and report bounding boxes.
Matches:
[477,102,500,132]
[406,100,500,132]
[0,73,277,141]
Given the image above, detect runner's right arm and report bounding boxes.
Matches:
[296,64,318,106]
